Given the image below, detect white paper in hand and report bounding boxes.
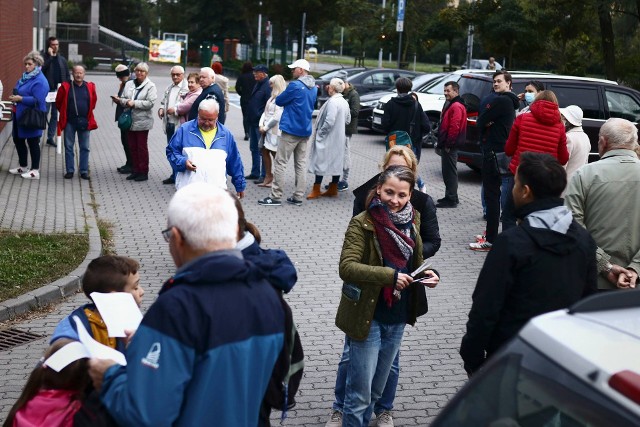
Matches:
[43,341,91,372]
[90,292,143,337]
[73,316,127,366]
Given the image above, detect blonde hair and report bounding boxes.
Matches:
[382,145,418,176]
[24,51,44,66]
[269,75,286,98]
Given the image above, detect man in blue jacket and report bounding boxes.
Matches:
[88,183,285,427]
[167,99,246,197]
[259,59,317,207]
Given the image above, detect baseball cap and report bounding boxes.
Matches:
[288,59,311,72]
[253,64,268,73]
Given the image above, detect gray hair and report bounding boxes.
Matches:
[199,98,220,114]
[171,65,185,74]
[134,62,150,73]
[200,67,215,78]
[600,118,639,149]
[24,51,44,67]
[167,183,238,251]
[329,78,345,94]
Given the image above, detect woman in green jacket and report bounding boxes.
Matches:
[334,165,439,426]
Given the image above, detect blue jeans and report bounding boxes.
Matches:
[249,125,263,177]
[64,121,90,174]
[166,123,176,178]
[343,321,405,427]
[332,341,400,415]
[46,102,58,140]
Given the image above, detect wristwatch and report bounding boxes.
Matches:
[604,262,613,274]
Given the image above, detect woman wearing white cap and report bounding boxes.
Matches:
[560,105,590,182]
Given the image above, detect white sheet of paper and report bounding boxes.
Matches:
[45,91,57,103]
[73,316,127,366]
[44,341,91,372]
[90,292,143,338]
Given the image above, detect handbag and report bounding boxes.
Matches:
[117,86,141,130]
[71,82,89,131]
[18,99,47,130]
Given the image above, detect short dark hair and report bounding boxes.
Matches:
[82,255,140,299]
[517,152,567,199]
[444,81,459,91]
[395,77,413,94]
[493,70,512,85]
[525,80,545,92]
[47,36,58,47]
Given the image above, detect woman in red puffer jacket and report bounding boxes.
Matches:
[501,90,569,230]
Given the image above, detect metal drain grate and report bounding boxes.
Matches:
[0,328,43,351]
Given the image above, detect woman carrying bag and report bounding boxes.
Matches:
[333,165,439,426]
[7,51,49,180]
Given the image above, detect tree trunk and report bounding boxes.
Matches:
[596,0,617,80]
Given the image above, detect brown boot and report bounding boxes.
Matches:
[321,182,339,197]
[306,184,322,199]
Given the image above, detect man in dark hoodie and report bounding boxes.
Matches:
[41,36,70,147]
[459,153,597,375]
[436,81,467,208]
[470,70,520,251]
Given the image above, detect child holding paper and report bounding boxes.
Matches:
[50,256,144,352]
[4,338,118,427]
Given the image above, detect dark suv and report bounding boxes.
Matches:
[455,73,640,171]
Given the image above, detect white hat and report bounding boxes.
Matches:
[560,105,583,127]
[288,59,310,72]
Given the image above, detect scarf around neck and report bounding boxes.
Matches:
[18,66,42,86]
[368,196,415,307]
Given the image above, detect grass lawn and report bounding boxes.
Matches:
[0,230,89,302]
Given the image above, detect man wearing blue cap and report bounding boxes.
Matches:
[246,64,270,182]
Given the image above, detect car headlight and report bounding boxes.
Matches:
[376,101,386,109]
[360,100,378,107]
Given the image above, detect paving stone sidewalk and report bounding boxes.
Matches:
[0,65,489,425]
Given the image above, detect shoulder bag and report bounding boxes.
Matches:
[18,99,47,130]
[117,87,140,130]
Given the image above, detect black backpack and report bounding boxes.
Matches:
[263,290,304,421]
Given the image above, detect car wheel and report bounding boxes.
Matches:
[423,118,439,148]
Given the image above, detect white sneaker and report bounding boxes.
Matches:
[21,169,40,180]
[9,166,29,175]
[325,409,342,427]
[376,410,395,427]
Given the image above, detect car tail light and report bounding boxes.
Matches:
[609,370,640,405]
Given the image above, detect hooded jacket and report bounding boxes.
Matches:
[460,198,597,374]
[275,75,317,137]
[476,91,520,152]
[381,94,431,151]
[504,100,569,174]
[100,250,285,427]
[437,96,467,149]
[237,232,298,293]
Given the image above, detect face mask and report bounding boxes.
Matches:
[524,92,536,103]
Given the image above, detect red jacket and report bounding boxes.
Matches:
[505,100,568,174]
[438,96,467,149]
[55,81,98,132]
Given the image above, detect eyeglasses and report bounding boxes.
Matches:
[161,227,173,242]
[171,73,183,77]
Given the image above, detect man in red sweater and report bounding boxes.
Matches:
[436,81,467,208]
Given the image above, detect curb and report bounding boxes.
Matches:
[0,207,102,323]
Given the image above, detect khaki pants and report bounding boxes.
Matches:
[270,132,309,201]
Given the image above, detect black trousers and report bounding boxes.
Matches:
[441,147,459,203]
[482,148,501,243]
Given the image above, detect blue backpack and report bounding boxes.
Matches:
[385,130,413,151]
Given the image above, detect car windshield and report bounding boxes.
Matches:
[433,339,639,427]
[411,73,443,90]
[416,74,455,95]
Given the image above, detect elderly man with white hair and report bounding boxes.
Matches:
[89,183,285,426]
[565,117,640,290]
[188,67,226,124]
[167,99,246,197]
[159,65,188,184]
[306,77,351,199]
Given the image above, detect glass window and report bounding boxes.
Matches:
[434,339,639,427]
[370,72,395,86]
[417,73,458,95]
[360,75,374,86]
[546,84,604,120]
[605,90,640,122]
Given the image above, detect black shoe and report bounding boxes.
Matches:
[80,173,90,181]
[436,199,458,208]
[254,177,265,184]
[118,165,132,174]
[244,135,249,141]
[46,138,56,147]
[436,197,447,204]
[63,172,73,179]
[162,176,175,185]
[126,173,138,180]
[134,174,148,182]
[245,174,259,180]
[286,197,302,206]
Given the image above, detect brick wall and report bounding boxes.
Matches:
[0,0,34,140]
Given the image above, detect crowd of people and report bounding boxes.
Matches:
[3,43,640,427]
